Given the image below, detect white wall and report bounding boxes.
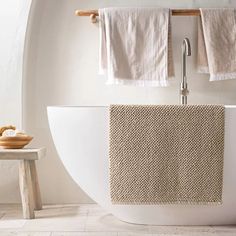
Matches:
[0,0,31,203]
[1,0,236,204]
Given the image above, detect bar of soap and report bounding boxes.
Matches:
[2,129,17,137]
[15,129,26,136]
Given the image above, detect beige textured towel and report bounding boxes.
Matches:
[198,8,236,81]
[99,7,174,86]
[109,105,225,204]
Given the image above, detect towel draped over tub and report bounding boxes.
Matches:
[109,105,225,205]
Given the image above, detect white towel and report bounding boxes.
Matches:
[99,7,174,87]
[198,8,236,81]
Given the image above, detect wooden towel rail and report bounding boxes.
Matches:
[75,9,200,23]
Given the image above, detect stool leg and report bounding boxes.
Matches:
[19,160,35,219]
[29,161,42,210]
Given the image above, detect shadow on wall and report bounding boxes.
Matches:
[0,0,31,203]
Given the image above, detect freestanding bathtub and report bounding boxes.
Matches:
[47,105,236,225]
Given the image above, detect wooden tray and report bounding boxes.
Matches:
[0,136,33,149]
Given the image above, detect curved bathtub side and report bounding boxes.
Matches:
[47,106,111,208]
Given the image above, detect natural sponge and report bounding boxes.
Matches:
[0,125,16,136]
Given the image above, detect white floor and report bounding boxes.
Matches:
[0,204,235,236]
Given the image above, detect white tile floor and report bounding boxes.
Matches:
[0,204,235,236]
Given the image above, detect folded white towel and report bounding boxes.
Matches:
[198,8,236,81]
[99,7,174,86]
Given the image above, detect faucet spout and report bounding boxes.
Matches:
[183,38,191,56]
[180,38,191,105]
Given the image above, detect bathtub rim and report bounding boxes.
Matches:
[47,105,236,109]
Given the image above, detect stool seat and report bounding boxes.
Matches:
[0,148,46,160]
[0,147,46,219]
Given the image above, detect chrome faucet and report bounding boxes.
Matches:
[180,38,191,105]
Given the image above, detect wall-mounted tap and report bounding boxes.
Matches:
[180,38,191,105]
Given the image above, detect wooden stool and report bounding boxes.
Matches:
[0,148,46,219]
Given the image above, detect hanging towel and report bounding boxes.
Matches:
[99,7,174,86]
[109,105,225,204]
[197,8,236,81]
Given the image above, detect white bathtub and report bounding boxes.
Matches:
[47,105,236,225]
